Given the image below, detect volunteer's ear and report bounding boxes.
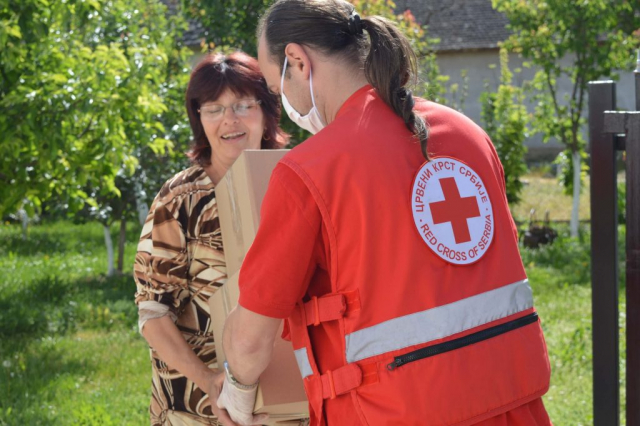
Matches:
[284,42,312,80]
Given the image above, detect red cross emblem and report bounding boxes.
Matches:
[429,177,481,244]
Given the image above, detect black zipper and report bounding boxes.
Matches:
[386,312,539,371]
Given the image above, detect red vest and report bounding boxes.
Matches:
[281,86,550,426]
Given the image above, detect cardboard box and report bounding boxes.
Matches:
[211,274,309,424]
[211,150,309,424]
[215,149,290,277]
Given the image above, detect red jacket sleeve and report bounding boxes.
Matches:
[238,162,323,319]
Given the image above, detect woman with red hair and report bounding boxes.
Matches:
[132,51,288,425]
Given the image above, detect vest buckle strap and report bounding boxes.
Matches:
[304,294,347,326]
[318,363,363,400]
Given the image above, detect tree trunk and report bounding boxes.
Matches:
[18,208,28,240]
[135,181,149,226]
[104,224,115,277]
[117,217,127,273]
[570,150,581,237]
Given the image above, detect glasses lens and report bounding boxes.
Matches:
[201,106,224,121]
[234,100,255,116]
[200,100,259,121]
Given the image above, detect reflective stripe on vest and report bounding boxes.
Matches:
[345,279,533,363]
[294,347,314,379]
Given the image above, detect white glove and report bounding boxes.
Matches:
[217,375,269,426]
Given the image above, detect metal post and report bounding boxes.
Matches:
[627,59,640,422]
[627,50,640,426]
[589,81,619,426]
[635,49,640,110]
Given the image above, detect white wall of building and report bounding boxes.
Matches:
[430,49,638,161]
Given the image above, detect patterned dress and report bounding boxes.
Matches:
[134,165,225,425]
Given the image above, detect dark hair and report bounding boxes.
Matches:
[185,51,289,166]
[258,0,429,159]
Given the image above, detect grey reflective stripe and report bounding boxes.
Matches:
[294,347,313,379]
[345,279,534,363]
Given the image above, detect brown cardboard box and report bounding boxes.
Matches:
[215,149,290,277]
[211,150,309,424]
[210,274,309,424]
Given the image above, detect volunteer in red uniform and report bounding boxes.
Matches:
[208,1,553,425]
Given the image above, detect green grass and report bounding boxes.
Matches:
[521,227,627,425]
[512,173,592,223]
[0,217,628,425]
[0,221,150,425]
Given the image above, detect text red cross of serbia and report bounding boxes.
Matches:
[429,177,481,244]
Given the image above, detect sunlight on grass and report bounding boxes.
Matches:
[512,174,592,223]
[0,215,627,425]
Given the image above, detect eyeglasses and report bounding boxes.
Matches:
[198,99,262,122]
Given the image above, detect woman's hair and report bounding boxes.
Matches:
[185,51,289,166]
[257,0,429,159]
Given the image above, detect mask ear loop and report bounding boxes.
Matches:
[309,65,319,112]
[280,56,288,96]
[282,54,323,124]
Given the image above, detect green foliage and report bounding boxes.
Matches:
[181,0,272,56]
[492,0,640,193]
[520,229,592,285]
[618,180,626,225]
[520,226,626,424]
[480,48,529,204]
[0,0,193,218]
[553,148,589,196]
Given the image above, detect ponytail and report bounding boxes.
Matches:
[361,16,429,160]
[260,0,430,159]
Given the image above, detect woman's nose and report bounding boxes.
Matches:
[222,106,239,123]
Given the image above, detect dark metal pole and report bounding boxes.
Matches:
[635,49,640,110]
[628,52,640,426]
[589,81,619,426]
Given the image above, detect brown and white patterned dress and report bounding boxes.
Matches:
[134,165,225,425]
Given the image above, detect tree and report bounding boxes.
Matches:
[0,0,189,215]
[480,48,529,205]
[492,0,640,236]
[1,0,194,274]
[181,0,271,56]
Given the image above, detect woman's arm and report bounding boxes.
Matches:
[142,316,238,425]
[141,316,217,391]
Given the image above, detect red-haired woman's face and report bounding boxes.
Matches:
[200,88,265,169]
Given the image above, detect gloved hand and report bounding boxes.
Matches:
[217,374,269,426]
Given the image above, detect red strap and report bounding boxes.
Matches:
[280,319,292,341]
[303,294,347,326]
[319,363,363,400]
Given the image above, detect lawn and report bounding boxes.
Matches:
[0,222,150,425]
[511,167,594,222]
[0,174,628,425]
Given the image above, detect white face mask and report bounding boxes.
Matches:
[280,56,325,134]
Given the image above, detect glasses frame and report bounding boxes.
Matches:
[197,99,262,122]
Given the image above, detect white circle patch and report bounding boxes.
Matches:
[411,157,494,265]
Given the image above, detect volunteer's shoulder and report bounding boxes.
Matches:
[154,164,215,206]
[416,99,493,155]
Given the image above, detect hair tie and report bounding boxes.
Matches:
[348,12,363,36]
